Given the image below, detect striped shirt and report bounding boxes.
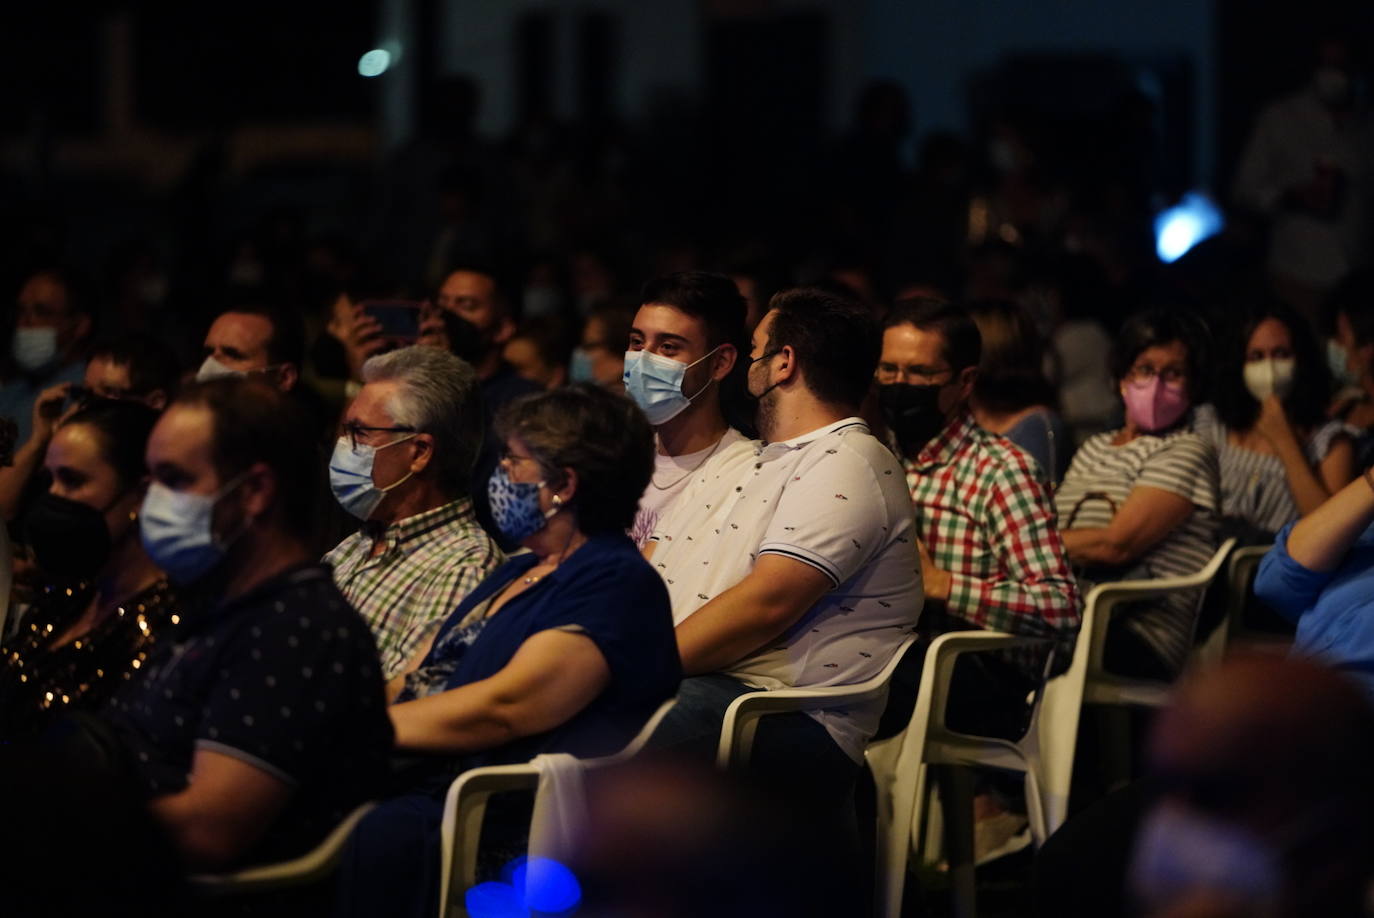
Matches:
[905,411,1080,676]
[1192,403,1356,535]
[1055,425,1220,672]
[324,497,503,679]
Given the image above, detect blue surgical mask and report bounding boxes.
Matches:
[328,435,417,520]
[1129,802,1282,916]
[139,474,249,583]
[487,465,557,543]
[622,346,721,426]
[196,355,239,381]
[13,327,58,372]
[569,347,597,384]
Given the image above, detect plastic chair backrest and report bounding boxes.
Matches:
[189,801,378,895]
[436,697,677,918]
[716,633,918,770]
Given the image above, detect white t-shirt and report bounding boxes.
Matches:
[650,418,923,761]
[630,427,751,548]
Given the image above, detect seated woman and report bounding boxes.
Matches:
[0,399,176,736]
[1056,308,1221,679]
[1254,473,1374,699]
[968,299,1070,485]
[341,384,681,918]
[1192,300,1355,540]
[1327,271,1374,465]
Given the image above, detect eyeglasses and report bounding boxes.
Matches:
[499,448,541,467]
[342,420,416,452]
[1126,363,1187,385]
[874,364,955,386]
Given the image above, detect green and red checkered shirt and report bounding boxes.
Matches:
[324,497,503,680]
[904,411,1080,675]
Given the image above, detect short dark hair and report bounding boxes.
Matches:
[1110,307,1211,401]
[967,300,1054,412]
[171,378,319,541]
[219,304,306,369]
[761,288,880,409]
[883,298,982,373]
[1214,300,1329,432]
[494,384,653,535]
[89,333,181,399]
[639,272,748,354]
[60,400,159,491]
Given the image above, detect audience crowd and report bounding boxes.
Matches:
[3,33,1374,918]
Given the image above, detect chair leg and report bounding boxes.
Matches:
[1098,707,1134,793]
[938,765,976,918]
[877,760,925,918]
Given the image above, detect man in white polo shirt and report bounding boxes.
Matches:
[647,287,922,800]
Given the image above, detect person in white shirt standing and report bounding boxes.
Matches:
[647,287,922,808]
[625,272,755,546]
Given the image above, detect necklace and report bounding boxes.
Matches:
[651,432,728,491]
[522,573,541,585]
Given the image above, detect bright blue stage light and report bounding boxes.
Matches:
[464,880,529,918]
[511,857,583,913]
[1154,192,1224,263]
[358,49,391,78]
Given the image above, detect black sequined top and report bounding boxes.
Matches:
[0,579,180,738]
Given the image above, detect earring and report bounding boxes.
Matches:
[551,494,563,507]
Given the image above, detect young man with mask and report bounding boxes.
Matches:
[874,299,1079,748]
[625,272,755,546]
[99,377,393,868]
[647,288,920,814]
[324,346,502,680]
[0,270,92,445]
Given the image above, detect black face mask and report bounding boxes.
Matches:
[878,383,947,456]
[25,492,114,584]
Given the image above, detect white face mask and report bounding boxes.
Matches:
[12,327,58,372]
[1243,357,1296,403]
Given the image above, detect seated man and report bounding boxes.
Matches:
[324,346,503,680]
[648,288,921,799]
[625,272,755,545]
[102,378,393,868]
[875,299,1079,737]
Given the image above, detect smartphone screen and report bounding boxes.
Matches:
[361,301,423,343]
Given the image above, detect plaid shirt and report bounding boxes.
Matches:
[904,411,1080,675]
[324,497,502,680]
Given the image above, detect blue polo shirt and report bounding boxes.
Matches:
[1255,521,1374,696]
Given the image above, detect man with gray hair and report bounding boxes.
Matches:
[324,345,503,679]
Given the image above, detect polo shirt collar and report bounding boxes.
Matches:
[757,416,868,458]
[909,409,977,471]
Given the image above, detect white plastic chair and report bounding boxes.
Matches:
[866,631,1054,918]
[868,538,1237,918]
[714,633,919,770]
[189,802,377,896]
[435,697,677,918]
[1207,544,1289,655]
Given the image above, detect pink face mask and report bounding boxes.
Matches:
[1123,376,1190,432]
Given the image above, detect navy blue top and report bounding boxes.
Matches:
[399,531,681,764]
[1003,407,1070,486]
[103,564,394,863]
[1254,520,1374,698]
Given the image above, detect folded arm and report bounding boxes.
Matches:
[1061,485,1195,568]
[674,553,834,676]
[389,628,609,754]
[148,747,293,870]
